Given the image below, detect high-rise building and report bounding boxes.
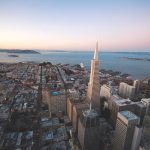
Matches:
[86,42,100,112]
[72,102,89,132]
[109,98,136,126]
[67,97,79,122]
[133,80,141,93]
[131,126,143,150]
[100,84,117,100]
[100,84,112,100]
[43,88,67,116]
[134,101,147,125]
[78,105,100,150]
[113,111,140,150]
[119,82,135,99]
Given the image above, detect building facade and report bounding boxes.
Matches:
[119,82,135,99]
[113,111,140,150]
[78,107,100,150]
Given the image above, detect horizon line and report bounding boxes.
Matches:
[0,48,150,53]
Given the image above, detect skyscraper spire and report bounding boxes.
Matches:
[94,41,98,60]
[86,42,100,112]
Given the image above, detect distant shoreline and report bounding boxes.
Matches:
[123,57,150,62]
[8,55,19,58]
[0,49,150,53]
[0,49,40,54]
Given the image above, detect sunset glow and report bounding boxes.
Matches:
[0,0,150,51]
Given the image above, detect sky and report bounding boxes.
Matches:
[0,0,150,51]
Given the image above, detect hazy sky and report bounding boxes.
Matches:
[0,0,150,51]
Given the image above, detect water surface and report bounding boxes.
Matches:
[0,51,150,79]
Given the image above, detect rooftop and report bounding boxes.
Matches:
[119,110,139,121]
[83,109,98,118]
[115,98,135,106]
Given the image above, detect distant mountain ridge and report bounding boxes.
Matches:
[0,49,40,54]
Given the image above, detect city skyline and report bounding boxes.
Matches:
[0,39,150,149]
[0,0,150,51]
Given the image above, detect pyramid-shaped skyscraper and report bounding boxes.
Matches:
[86,42,100,112]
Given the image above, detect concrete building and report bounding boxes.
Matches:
[100,84,112,100]
[113,111,140,150]
[134,80,141,93]
[119,82,135,99]
[109,98,136,126]
[72,102,89,132]
[100,84,118,103]
[43,87,67,116]
[134,102,146,125]
[49,93,67,116]
[87,42,100,112]
[131,126,143,150]
[78,106,100,150]
[106,94,120,114]
[67,97,82,122]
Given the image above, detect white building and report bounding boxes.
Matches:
[119,82,135,99]
[100,84,117,100]
[133,80,141,93]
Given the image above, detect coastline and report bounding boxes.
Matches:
[0,49,40,54]
[123,57,150,62]
[0,51,150,79]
